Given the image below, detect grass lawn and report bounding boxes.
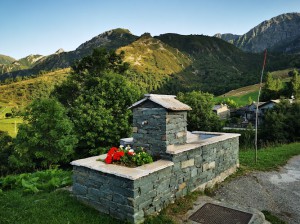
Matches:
[0,190,120,224]
[214,91,259,107]
[0,117,23,137]
[1,143,299,224]
[239,142,300,171]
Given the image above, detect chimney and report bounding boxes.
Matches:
[129,94,191,158]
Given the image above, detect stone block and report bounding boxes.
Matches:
[191,168,198,178]
[181,159,195,168]
[73,183,87,195]
[140,183,154,195]
[132,210,145,224]
[208,161,216,169]
[111,185,133,197]
[172,153,188,163]
[175,189,183,198]
[87,188,102,199]
[78,196,110,214]
[175,131,186,139]
[144,206,156,216]
[111,192,125,203]
[138,198,152,210]
[178,182,186,191]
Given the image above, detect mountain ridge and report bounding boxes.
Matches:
[1,16,300,95]
[216,12,300,53]
[117,33,191,76]
[0,54,16,65]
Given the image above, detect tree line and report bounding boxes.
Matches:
[0,48,299,176]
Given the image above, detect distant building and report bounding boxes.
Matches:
[213,104,230,119]
[258,100,281,114]
[245,102,266,125]
[225,99,294,128]
[242,99,292,126]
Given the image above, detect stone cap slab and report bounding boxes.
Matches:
[71,155,174,180]
[166,132,240,155]
[129,94,192,111]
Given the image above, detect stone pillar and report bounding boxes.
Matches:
[131,97,189,158]
[132,102,167,158]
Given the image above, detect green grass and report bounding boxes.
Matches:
[262,210,286,224]
[214,91,259,107]
[145,190,203,224]
[239,142,300,171]
[0,190,121,224]
[1,143,299,224]
[0,118,23,137]
[213,68,295,107]
[213,83,260,106]
[0,68,69,107]
[269,68,293,79]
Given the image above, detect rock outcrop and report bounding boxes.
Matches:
[214,33,240,44]
[234,13,300,53]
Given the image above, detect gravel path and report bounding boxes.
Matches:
[214,155,300,224]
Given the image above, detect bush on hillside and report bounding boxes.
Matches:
[11,98,78,170]
[177,91,222,131]
[52,48,141,158]
[0,131,14,176]
[260,100,300,143]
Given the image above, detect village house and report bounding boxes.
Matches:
[212,104,230,119]
[231,99,293,127]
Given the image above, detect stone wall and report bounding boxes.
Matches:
[72,133,240,224]
[166,111,187,145]
[132,101,187,158]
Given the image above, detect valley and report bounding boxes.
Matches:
[0,13,300,137]
[1,13,300,97]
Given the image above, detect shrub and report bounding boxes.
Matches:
[0,131,14,176]
[11,98,78,170]
[5,113,12,118]
[0,167,72,193]
[260,101,300,143]
[177,91,222,131]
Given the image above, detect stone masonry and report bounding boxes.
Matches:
[72,134,239,224]
[131,94,191,158]
[71,94,240,223]
[132,104,188,158]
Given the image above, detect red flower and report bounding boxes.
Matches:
[108,147,118,155]
[113,151,124,161]
[104,147,125,164]
[105,155,113,164]
[128,151,134,156]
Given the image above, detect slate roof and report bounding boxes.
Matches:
[129,94,192,111]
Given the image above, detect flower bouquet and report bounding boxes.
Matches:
[102,145,153,167]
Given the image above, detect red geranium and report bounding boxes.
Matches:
[108,147,118,155]
[105,154,113,164]
[113,151,124,161]
[105,147,125,164]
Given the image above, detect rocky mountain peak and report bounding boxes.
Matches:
[140,32,152,38]
[213,33,240,43]
[55,48,65,54]
[234,12,300,53]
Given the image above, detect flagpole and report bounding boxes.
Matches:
[255,49,267,163]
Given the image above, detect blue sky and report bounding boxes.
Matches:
[1,0,300,59]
